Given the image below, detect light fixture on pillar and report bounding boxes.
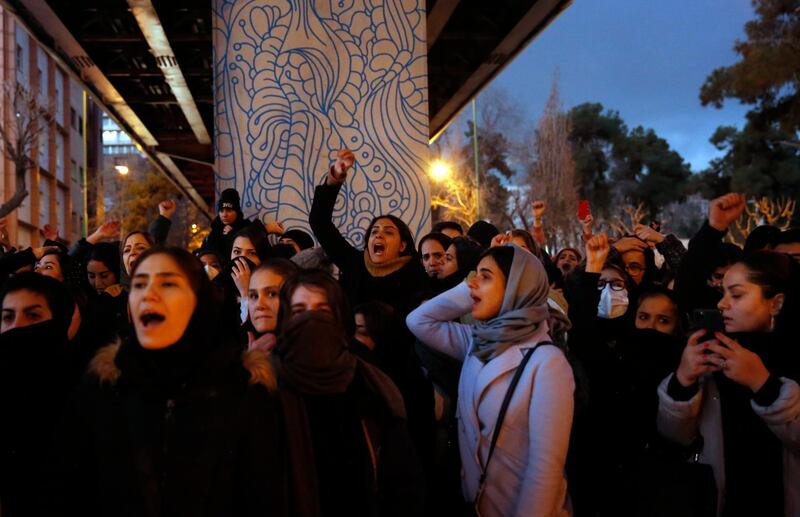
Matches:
[115,164,129,175]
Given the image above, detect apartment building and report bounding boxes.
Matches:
[2,8,102,248]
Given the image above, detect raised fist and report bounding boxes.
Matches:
[708,193,747,232]
[585,233,610,273]
[329,149,355,184]
[531,200,546,220]
[159,199,177,219]
[41,224,59,242]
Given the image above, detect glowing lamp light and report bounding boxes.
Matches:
[115,165,129,175]
[429,160,451,182]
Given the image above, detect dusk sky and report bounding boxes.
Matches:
[482,0,756,171]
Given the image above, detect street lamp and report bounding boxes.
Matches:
[429,159,451,182]
[115,165,129,175]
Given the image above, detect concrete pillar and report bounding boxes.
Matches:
[213,0,430,246]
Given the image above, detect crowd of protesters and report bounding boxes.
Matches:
[0,148,798,517]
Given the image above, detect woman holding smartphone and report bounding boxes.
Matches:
[658,250,800,516]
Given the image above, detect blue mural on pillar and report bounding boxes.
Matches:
[213,0,430,247]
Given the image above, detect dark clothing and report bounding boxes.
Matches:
[665,332,790,517]
[309,182,435,498]
[276,311,424,517]
[55,339,283,517]
[675,222,726,315]
[202,216,250,263]
[0,247,36,283]
[0,321,71,517]
[655,234,687,273]
[308,182,428,319]
[566,269,683,516]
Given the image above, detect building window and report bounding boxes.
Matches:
[70,108,77,130]
[78,116,83,136]
[15,44,22,70]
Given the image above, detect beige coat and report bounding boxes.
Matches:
[408,282,574,517]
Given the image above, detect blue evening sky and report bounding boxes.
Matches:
[483,0,755,171]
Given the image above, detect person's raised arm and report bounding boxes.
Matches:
[149,199,176,245]
[406,282,474,361]
[308,149,361,270]
[675,193,746,313]
[531,200,547,246]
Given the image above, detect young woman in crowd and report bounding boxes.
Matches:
[565,234,685,515]
[55,247,283,516]
[121,230,156,278]
[554,247,582,278]
[438,235,483,290]
[407,244,575,516]
[0,273,77,516]
[273,269,425,516]
[675,193,747,316]
[245,258,298,352]
[658,250,799,517]
[85,243,121,294]
[307,149,434,479]
[418,232,452,280]
[309,149,428,319]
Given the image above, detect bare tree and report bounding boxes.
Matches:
[0,82,54,218]
[527,74,580,250]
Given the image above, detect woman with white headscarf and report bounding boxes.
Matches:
[407,244,575,517]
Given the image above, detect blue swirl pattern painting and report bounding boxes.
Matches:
[213,0,431,247]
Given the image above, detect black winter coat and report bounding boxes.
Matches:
[203,216,250,263]
[308,182,428,319]
[54,341,283,517]
[0,321,72,517]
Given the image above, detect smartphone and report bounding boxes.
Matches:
[690,309,725,343]
[578,200,591,220]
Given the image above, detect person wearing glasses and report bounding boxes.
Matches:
[565,233,684,515]
[608,235,660,289]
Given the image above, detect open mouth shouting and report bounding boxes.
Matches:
[372,242,386,258]
[139,310,166,330]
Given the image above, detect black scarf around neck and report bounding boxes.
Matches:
[716,332,783,517]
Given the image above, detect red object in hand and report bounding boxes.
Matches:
[578,200,591,220]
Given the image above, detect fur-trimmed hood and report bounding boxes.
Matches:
[89,341,277,392]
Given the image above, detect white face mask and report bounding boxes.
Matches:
[597,284,629,319]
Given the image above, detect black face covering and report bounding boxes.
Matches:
[0,320,70,379]
[274,311,356,395]
[620,327,685,387]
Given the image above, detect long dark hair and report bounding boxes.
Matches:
[0,272,75,335]
[636,285,685,336]
[364,215,416,257]
[87,242,121,284]
[449,236,483,277]
[253,257,299,280]
[279,269,353,335]
[736,251,799,334]
[231,225,271,263]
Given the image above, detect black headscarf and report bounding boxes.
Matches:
[274,311,356,395]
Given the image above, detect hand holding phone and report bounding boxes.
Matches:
[578,200,591,221]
